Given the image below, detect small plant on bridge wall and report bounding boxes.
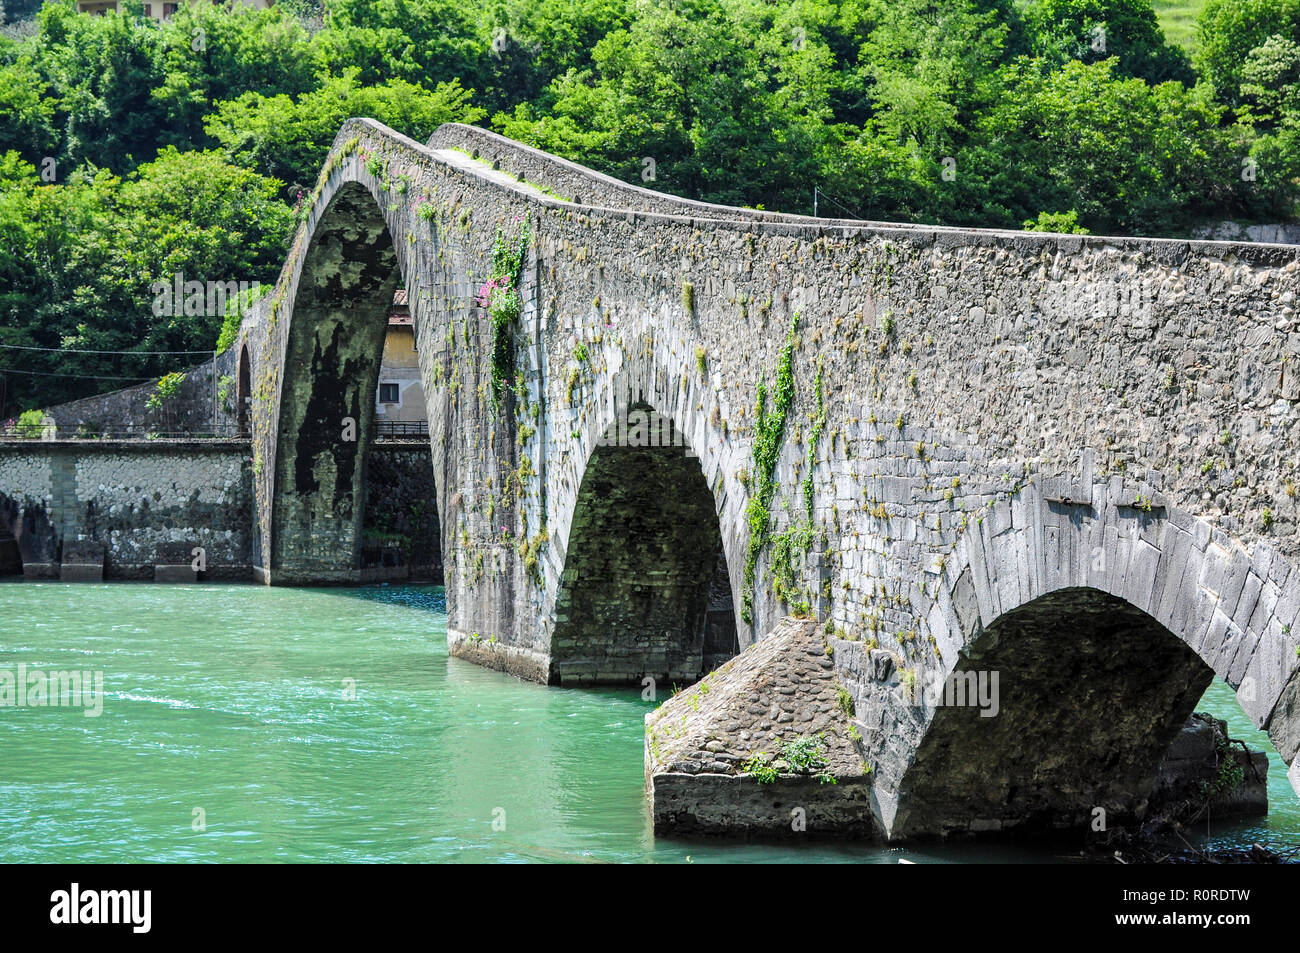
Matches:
[768,521,814,611]
[15,408,46,438]
[216,374,235,411]
[781,735,835,784]
[741,753,778,784]
[802,358,826,522]
[146,371,186,433]
[479,216,532,404]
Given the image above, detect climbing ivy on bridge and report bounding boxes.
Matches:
[741,313,799,625]
[479,216,532,404]
[803,358,826,522]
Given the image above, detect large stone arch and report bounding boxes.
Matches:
[539,312,749,686]
[248,139,451,586]
[267,180,402,583]
[877,480,1300,838]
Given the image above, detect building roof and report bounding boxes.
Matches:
[388,288,411,325]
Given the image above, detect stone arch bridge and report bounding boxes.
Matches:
[231,118,1300,839]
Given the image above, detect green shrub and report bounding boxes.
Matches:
[16,409,46,437]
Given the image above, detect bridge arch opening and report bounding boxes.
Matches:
[549,403,737,685]
[268,180,439,584]
[893,585,1286,839]
[235,344,251,438]
[0,499,21,578]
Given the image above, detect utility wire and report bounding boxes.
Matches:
[815,187,869,221]
[0,343,212,356]
[0,367,156,382]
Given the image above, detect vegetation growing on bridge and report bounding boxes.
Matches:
[741,313,800,625]
[480,216,531,404]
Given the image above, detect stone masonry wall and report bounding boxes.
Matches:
[39,348,240,437]
[646,617,875,837]
[360,445,443,581]
[0,442,252,579]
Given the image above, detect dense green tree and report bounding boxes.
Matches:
[1196,0,1300,105]
[1238,36,1300,219]
[497,0,829,208]
[855,0,1014,157]
[316,0,487,90]
[30,1,167,172]
[951,57,1242,232]
[205,70,485,195]
[1024,0,1192,84]
[0,55,57,163]
[0,148,292,409]
[959,58,1239,234]
[150,2,321,153]
[476,0,633,112]
[1,0,45,24]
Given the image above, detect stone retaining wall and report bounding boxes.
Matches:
[38,349,240,437]
[0,441,252,580]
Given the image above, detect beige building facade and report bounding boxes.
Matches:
[375,290,426,430]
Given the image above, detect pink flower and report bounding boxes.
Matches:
[476,275,512,308]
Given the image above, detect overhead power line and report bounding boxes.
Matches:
[0,367,156,382]
[0,343,213,356]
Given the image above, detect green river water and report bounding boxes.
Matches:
[1,582,1296,863]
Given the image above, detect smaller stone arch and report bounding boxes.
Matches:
[235,343,251,438]
[0,496,21,577]
[548,400,737,685]
[877,480,1300,837]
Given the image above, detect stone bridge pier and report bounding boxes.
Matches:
[235,118,1300,837]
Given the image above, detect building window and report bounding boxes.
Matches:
[163,3,178,17]
[144,3,152,15]
[379,383,400,404]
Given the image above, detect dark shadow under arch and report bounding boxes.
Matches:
[0,497,21,577]
[549,404,737,685]
[894,586,1218,838]
[236,343,251,438]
